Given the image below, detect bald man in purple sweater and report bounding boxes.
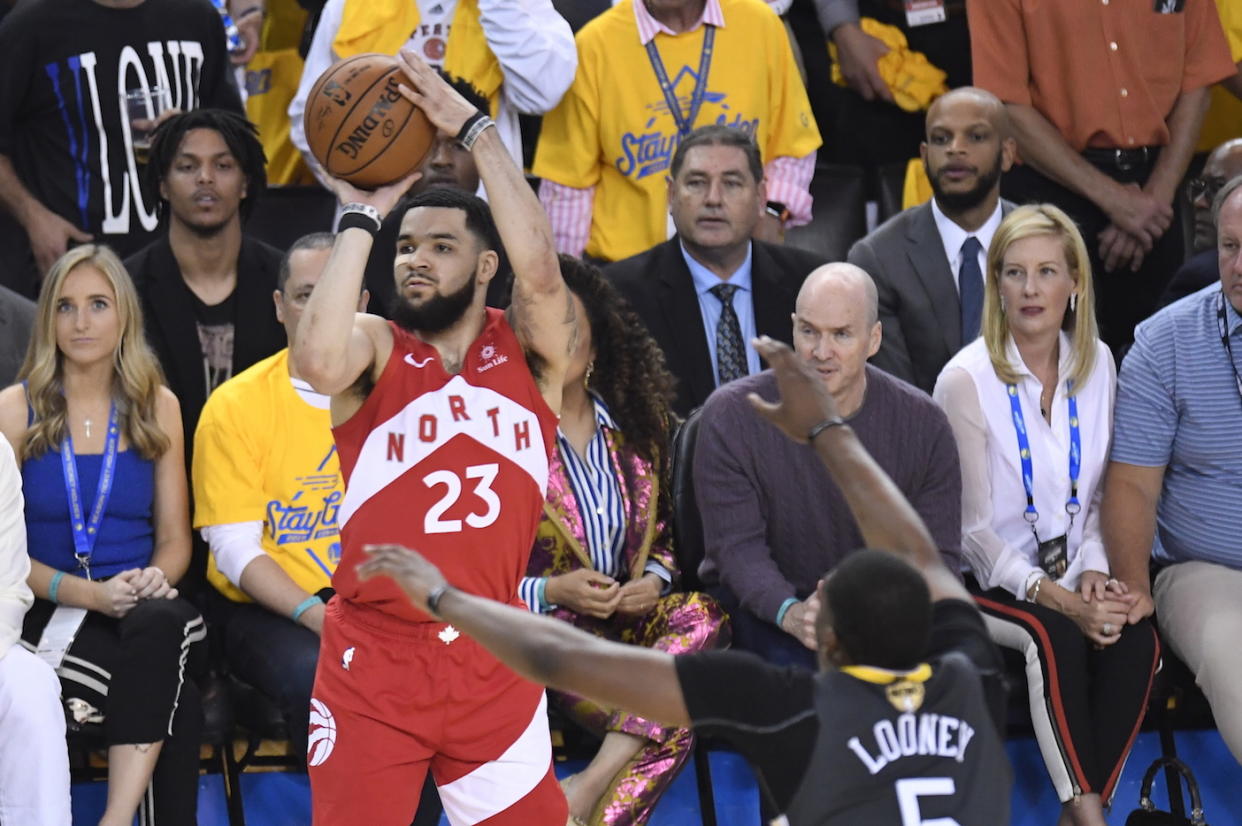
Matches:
[694,263,962,669]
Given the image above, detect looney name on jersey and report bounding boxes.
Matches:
[847,712,977,776]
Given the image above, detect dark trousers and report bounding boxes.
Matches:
[709,585,816,670]
[218,599,320,762]
[974,587,1159,803]
[1002,160,1185,352]
[23,595,208,826]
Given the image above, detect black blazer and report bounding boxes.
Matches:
[0,284,35,388]
[847,199,1015,395]
[606,237,826,418]
[125,236,287,455]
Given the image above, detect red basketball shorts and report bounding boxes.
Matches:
[307,598,567,825]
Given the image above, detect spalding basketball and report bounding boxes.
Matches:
[303,53,435,189]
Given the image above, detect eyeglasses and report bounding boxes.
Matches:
[1188,175,1228,202]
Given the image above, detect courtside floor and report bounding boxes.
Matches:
[69,730,1242,825]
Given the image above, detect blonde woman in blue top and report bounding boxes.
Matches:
[0,245,205,826]
[933,205,1158,826]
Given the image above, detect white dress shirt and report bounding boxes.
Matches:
[933,334,1115,597]
[930,198,1003,293]
[0,435,31,660]
[289,0,577,180]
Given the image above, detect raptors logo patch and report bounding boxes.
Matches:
[308,698,337,766]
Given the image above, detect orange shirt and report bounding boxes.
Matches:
[969,0,1234,151]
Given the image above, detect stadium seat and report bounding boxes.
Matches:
[244,186,338,253]
[786,163,867,264]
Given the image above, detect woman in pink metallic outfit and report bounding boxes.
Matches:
[520,256,729,826]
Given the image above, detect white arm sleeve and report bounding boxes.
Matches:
[201,521,266,589]
[0,436,31,660]
[477,0,577,115]
[288,0,345,160]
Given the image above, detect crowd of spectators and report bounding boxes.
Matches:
[1,0,1241,823]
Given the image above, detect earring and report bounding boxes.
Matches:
[1070,293,1077,313]
[584,361,594,389]
[999,296,1006,314]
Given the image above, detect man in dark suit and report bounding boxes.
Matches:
[0,283,33,386]
[848,88,1016,394]
[607,125,826,418]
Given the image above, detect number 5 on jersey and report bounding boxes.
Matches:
[896,777,961,826]
[422,463,501,534]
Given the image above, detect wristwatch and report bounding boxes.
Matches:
[765,201,790,223]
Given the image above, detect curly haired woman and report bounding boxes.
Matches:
[520,256,729,826]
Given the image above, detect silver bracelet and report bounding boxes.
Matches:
[339,202,382,233]
[459,115,496,152]
[426,584,452,618]
[1028,574,1047,603]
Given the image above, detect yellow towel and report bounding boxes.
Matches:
[828,18,947,113]
[332,0,504,113]
[902,158,933,210]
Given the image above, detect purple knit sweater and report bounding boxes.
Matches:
[693,365,962,623]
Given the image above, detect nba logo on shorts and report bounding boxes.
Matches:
[308,698,337,766]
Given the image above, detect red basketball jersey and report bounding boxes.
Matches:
[331,310,559,622]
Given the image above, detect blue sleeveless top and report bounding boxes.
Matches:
[22,448,155,579]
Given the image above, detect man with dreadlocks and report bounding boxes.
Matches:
[125,109,286,469]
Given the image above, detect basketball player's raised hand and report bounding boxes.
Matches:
[324,169,423,219]
[394,49,480,137]
[358,543,447,614]
[747,336,841,443]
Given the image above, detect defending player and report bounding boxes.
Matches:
[360,337,1014,825]
[291,51,577,824]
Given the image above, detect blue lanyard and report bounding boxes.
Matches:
[60,402,120,580]
[1006,382,1082,540]
[208,0,245,54]
[644,25,716,138]
[1217,292,1242,405]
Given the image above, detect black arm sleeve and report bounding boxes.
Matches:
[675,650,820,813]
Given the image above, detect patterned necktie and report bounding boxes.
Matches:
[709,283,747,386]
[959,236,984,344]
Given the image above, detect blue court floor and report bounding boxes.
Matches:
[70,729,1242,825]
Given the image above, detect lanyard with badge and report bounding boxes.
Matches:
[1217,292,1242,403]
[645,25,716,139]
[35,402,120,670]
[1006,382,1081,579]
[647,24,715,239]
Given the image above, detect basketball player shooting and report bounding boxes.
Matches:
[359,337,1015,825]
[291,51,578,825]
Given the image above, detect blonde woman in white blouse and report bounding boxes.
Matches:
[933,204,1159,826]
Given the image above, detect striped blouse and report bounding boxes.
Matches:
[518,396,671,612]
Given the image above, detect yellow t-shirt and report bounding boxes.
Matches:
[193,349,340,603]
[244,0,313,186]
[532,0,821,262]
[1197,0,1242,152]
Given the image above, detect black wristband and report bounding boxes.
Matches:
[455,111,488,144]
[338,211,379,235]
[426,584,452,618]
[808,417,846,442]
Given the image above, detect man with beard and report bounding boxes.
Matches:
[361,72,493,316]
[291,51,577,825]
[848,88,1016,395]
[126,109,286,468]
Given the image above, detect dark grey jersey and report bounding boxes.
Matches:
[784,652,1010,825]
[676,599,1011,826]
